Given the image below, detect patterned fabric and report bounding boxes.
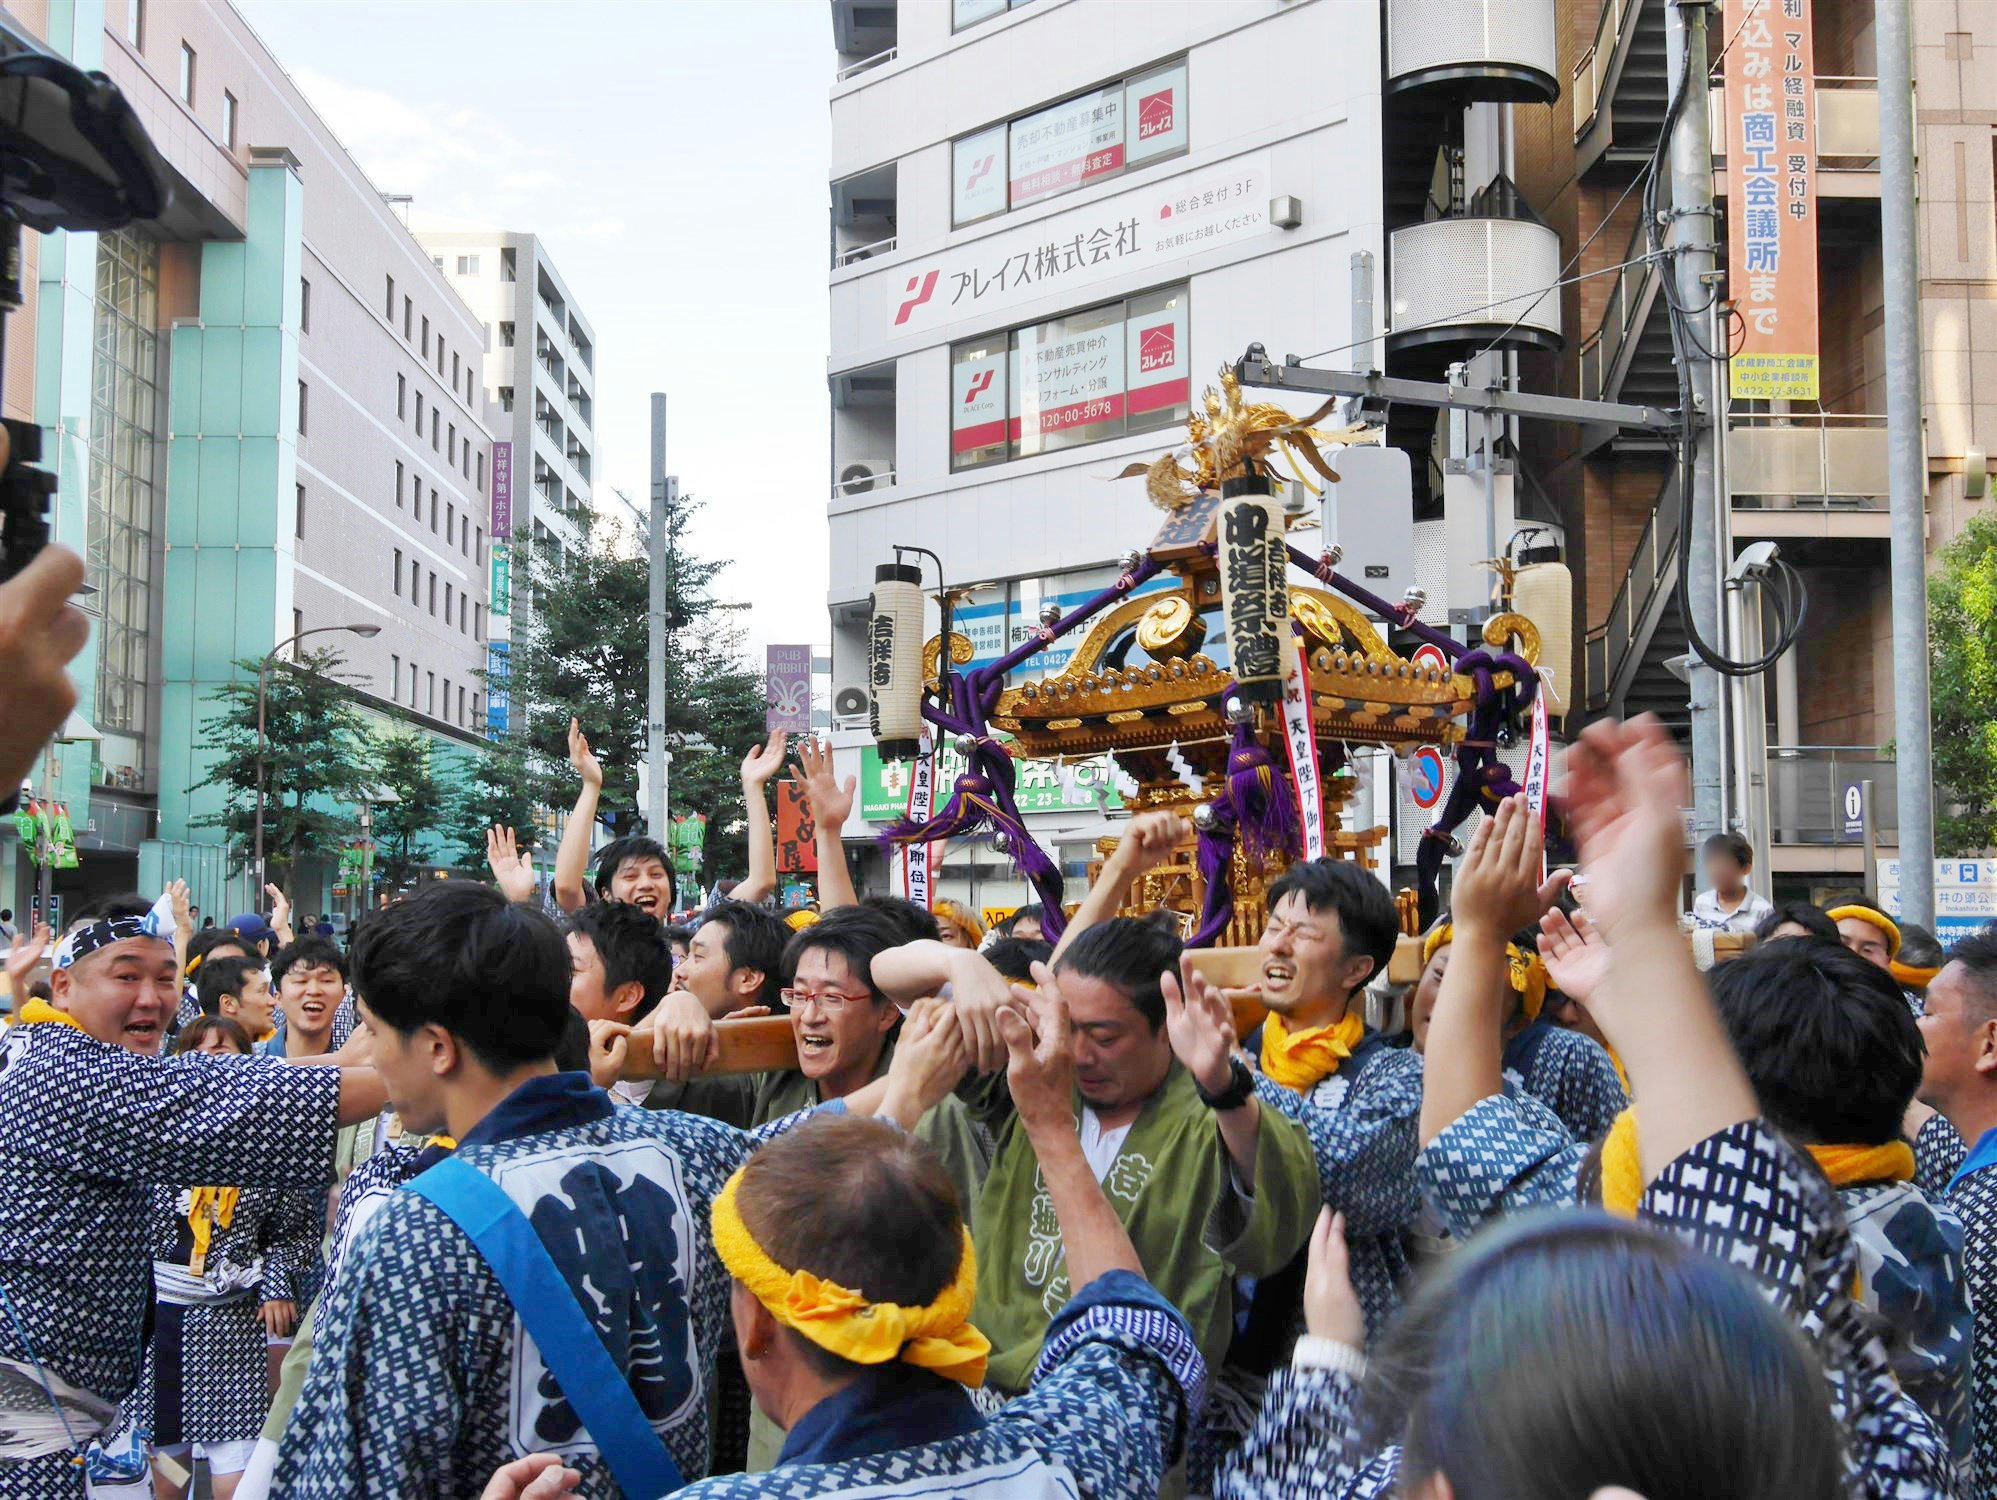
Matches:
[1945,1159,1997,1499]
[1916,1113,1968,1198]
[1221,1121,1957,1500]
[677,1287,1207,1500]
[274,1103,812,1498]
[1500,1021,1628,1143]
[1247,1040,1423,1341]
[0,1028,340,1405]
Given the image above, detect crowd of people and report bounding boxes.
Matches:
[1,531,1995,1498]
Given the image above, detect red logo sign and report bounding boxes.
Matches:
[1138,322,1176,375]
[895,270,938,326]
[962,368,994,403]
[964,154,995,191]
[1137,88,1175,141]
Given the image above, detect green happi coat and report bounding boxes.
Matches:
[971,1061,1322,1393]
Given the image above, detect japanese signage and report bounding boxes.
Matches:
[1723,0,1819,400]
[490,440,512,540]
[954,123,1008,225]
[486,642,510,734]
[861,742,1124,822]
[882,154,1270,340]
[1218,491,1287,702]
[952,341,1008,460]
[1016,303,1125,453]
[765,644,814,733]
[1878,860,1997,946]
[670,812,706,877]
[489,544,511,617]
[901,744,936,907]
[1280,624,1324,860]
[1010,84,1125,207]
[774,778,817,873]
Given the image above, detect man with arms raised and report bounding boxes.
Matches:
[0,894,383,1497]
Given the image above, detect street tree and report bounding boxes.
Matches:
[445,733,545,873]
[1932,512,1997,856]
[369,730,451,893]
[192,647,374,891]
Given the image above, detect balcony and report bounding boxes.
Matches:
[1729,414,1893,537]
[1711,78,1882,194]
[1388,207,1563,354]
[831,162,897,270]
[830,360,895,502]
[1766,746,1898,847]
[831,0,896,80]
[568,317,593,372]
[1385,0,1557,104]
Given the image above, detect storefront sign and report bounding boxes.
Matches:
[1879,859,1997,946]
[490,441,513,540]
[765,644,814,732]
[1723,0,1819,399]
[861,742,1123,822]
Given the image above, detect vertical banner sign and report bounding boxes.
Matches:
[490,441,513,540]
[901,738,936,909]
[1724,0,1818,400]
[1523,687,1551,883]
[1279,623,1325,860]
[774,778,818,873]
[489,545,512,617]
[765,644,814,733]
[1217,483,1287,704]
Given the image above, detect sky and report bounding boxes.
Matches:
[234,0,834,653]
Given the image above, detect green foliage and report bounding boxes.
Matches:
[192,647,375,888]
[369,731,450,893]
[503,494,768,877]
[1929,512,1997,855]
[444,735,544,873]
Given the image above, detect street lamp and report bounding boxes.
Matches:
[253,623,381,894]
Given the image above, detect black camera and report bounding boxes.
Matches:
[0,12,171,583]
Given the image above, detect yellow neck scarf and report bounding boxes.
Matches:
[1807,1141,1915,1187]
[16,999,87,1033]
[1259,1008,1366,1091]
[187,1185,239,1269]
[1598,1107,1916,1220]
[711,1169,990,1387]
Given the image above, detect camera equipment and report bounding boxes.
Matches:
[0,12,171,582]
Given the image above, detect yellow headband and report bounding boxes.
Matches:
[784,909,822,932]
[710,1167,990,1387]
[933,900,985,944]
[1826,905,1901,959]
[1421,922,1550,1021]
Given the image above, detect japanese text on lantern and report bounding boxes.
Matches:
[1724,0,1818,400]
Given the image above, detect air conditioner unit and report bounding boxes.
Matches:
[837,459,893,496]
[833,684,872,725]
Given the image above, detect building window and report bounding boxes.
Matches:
[393,548,402,594]
[436,338,445,377]
[421,315,429,357]
[432,410,440,450]
[385,274,395,320]
[403,295,412,339]
[409,660,418,702]
[499,321,515,348]
[428,573,437,614]
[410,555,420,596]
[952,0,1036,33]
[445,581,453,620]
[295,482,305,538]
[448,423,456,462]
[390,653,400,695]
[395,459,404,506]
[949,283,1190,471]
[299,276,311,333]
[475,603,484,639]
[126,0,143,48]
[427,671,436,714]
[477,453,485,492]
[86,229,161,760]
[430,487,439,529]
[297,379,307,434]
[397,375,407,419]
[458,683,466,722]
[222,89,237,149]
[951,58,1186,225]
[294,608,303,643]
[415,391,424,433]
[497,386,513,414]
[452,351,460,387]
[457,254,479,275]
[448,501,457,544]
[178,42,195,104]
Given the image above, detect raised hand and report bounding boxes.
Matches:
[485,826,538,905]
[1559,715,1689,942]
[798,735,856,832]
[1301,1208,1366,1348]
[944,946,1015,1074]
[567,716,603,791]
[4,920,51,999]
[1538,905,1610,1005]
[1164,954,1240,1098]
[740,729,787,788]
[881,996,971,1129]
[0,536,90,798]
[1002,963,1076,1134]
[1108,810,1191,879]
[166,879,193,939]
[264,882,293,942]
[1451,794,1568,940]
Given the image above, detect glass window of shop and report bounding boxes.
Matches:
[950,283,1190,471]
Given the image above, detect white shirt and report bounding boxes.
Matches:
[1691,886,1775,934]
[1078,1108,1133,1183]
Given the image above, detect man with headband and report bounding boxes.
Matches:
[677,983,1205,1500]
[0,892,386,1497]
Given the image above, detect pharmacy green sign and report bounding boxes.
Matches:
[859,743,1123,822]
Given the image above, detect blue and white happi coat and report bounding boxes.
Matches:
[0,1021,340,1499]
[677,1272,1206,1500]
[1499,1020,1627,1143]
[274,1073,819,1498]
[1220,1119,1958,1500]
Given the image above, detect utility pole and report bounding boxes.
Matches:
[647,392,670,841]
[1667,0,1727,847]
[1879,0,1934,928]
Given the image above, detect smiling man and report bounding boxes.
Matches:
[266,936,355,1059]
[0,893,384,1497]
